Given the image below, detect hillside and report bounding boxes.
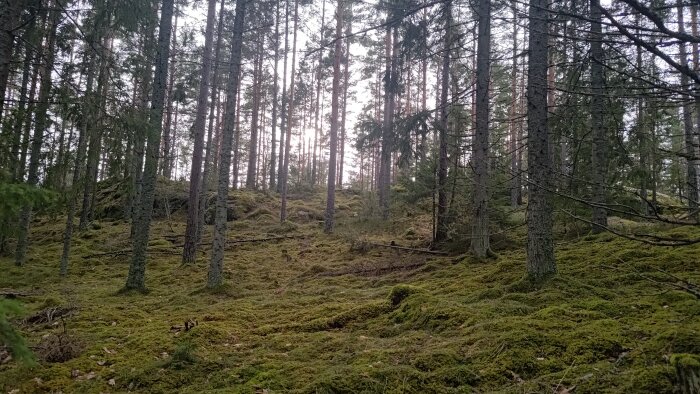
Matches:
[1,187,699,393]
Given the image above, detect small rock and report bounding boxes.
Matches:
[108,378,116,386]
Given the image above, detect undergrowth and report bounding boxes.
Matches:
[0,189,698,393]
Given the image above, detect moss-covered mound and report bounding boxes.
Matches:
[1,191,699,393]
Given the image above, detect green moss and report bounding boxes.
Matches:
[0,190,698,393]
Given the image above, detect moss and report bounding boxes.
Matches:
[1,190,699,393]
[388,284,424,306]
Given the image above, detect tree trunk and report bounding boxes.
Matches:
[435,1,451,243]
[378,22,394,220]
[196,0,226,249]
[15,5,59,266]
[182,0,218,264]
[60,52,97,276]
[246,34,264,189]
[677,0,698,220]
[161,7,179,180]
[311,0,326,187]
[0,0,25,123]
[470,0,491,258]
[269,0,280,190]
[124,0,176,291]
[526,0,556,278]
[590,0,608,233]
[207,0,247,289]
[338,6,351,189]
[325,0,343,233]
[277,0,290,192]
[280,0,298,222]
[509,3,520,208]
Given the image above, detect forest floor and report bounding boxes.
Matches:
[1,182,699,393]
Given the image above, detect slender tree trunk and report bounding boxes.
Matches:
[246,34,264,189]
[15,5,59,266]
[161,7,179,180]
[269,0,280,190]
[182,0,218,264]
[0,0,25,123]
[124,0,176,291]
[197,0,226,249]
[338,7,351,189]
[207,0,246,288]
[509,3,520,208]
[435,1,451,242]
[526,0,556,278]
[277,0,290,192]
[325,0,343,233]
[280,0,298,222]
[590,0,607,232]
[378,22,394,220]
[232,85,242,189]
[311,0,326,187]
[60,52,97,276]
[9,21,35,181]
[470,0,491,258]
[677,0,698,220]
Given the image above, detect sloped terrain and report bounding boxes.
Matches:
[0,189,699,393]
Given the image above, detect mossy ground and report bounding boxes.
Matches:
[1,189,699,393]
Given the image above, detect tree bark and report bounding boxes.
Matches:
[677,0,698,220]
[0,0,25,123]
[280,0,298,222]
[526,0,556,278]
[269,0,281,190]
[590,0,608,233]
[435,1,451,243]
[182,0,218,264]
[470,0,491,258]
[246,33,264,189]
[207,0,246,289]
[325,0,343,234]
[124,0,176,291]
[15,5,59,266]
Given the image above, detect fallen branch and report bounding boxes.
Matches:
[319,260,428,277]
[0,289,35,298]
[352,240,447,255]
[83,235,305,259]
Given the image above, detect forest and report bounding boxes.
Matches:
[1,0,700,391]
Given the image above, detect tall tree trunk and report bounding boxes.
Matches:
[196,0,226,248]
[15,5,59,266]
[246,34,264,189]
[470,0,491,258]
[677,0,698,220]
[161,7,179,180]
[277,0,290,192]
[526,0,556,278]
[338,6,351,189]
[378,22,395,220]
[0,0,25,123]
[79,31,111,231]
[435,1,451,242]
[182,0,218,264]
[311,0,326,187]
[60,51,97,276]
[280,0,298,222]
[9,14,36,181]
[590,0,607,232]
[269,0,280,190]
[207,0,246,288]
[325,0,343,233]
[509,3,520,208]
[124,0,176,291]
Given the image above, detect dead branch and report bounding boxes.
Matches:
[351,239,447,255]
